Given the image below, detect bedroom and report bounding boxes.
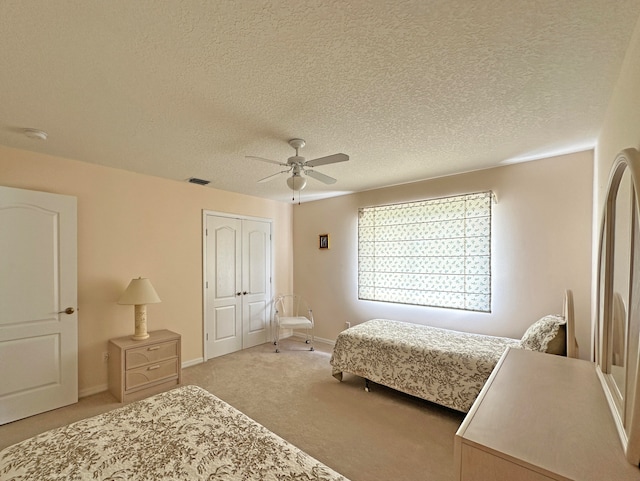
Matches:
[0,142,593,398]
[1,1,640,480]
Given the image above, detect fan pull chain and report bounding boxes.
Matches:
[291,186,301,205]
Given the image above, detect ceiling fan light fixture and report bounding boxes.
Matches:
[287,174,307,191]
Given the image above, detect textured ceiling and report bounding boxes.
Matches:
[1,1,639,203]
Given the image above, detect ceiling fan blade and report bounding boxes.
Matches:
[305,153,349,167]
[306,169,337,185]
[257,171,288,183]
[246,155,288,166]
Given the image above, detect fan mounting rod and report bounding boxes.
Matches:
[288,138,306,154]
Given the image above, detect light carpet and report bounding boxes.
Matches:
[0,338,465,481]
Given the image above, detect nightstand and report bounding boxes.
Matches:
[108,329,181,403]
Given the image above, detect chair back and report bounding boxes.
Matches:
[273,294,312,320]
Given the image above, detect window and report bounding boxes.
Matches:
[358,191,492,312]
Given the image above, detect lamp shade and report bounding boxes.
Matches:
[118,277,161,305]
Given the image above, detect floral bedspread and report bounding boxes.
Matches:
[0,385,348,481]
[330,319,521,412]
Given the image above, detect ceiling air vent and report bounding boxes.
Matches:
[187,177,210,186]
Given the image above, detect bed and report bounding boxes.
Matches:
[0,385,348,481]
[330,289,577,413]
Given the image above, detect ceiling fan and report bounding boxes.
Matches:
[247,138,349,191]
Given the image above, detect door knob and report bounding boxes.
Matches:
[59,307,75,315]
[236,292,241,296]
[243,291,248,295]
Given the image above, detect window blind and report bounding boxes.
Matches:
[358,191,492,312]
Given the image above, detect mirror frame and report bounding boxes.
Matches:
[596,147,640,466]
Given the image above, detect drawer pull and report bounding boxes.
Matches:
[148,365,161,371]
[147,346,160,351]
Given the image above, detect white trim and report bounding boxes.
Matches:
[183,357,204,369]
[203,210,272,223]
[79,384,108,398]
[292,332,336,347]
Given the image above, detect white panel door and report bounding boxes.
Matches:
[205,214,271,359]
[206,216,243,358]
[242,220,271,349]
[0,186,78,425]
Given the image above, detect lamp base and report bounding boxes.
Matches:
[131,304,150,341]
[131,333,150,341]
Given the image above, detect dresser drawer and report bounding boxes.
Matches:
[125,358,179,390]
[125,340,178,369]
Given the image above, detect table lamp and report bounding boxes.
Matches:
[118,277,161,340]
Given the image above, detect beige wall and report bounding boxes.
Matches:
[0,145,293,396]
[595,15,640,352]
[596,15,640,210]
[293,151,593,357]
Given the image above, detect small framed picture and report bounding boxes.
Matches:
[319,234,330,249]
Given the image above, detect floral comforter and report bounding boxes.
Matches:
[330,319,521,412]
[0,385,348,481]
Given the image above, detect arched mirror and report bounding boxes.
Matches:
[596,147,640,465]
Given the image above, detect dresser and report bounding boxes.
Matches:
[455,347,640,481]
[108,329,181,403]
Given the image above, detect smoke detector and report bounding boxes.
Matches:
[23,128,48,141]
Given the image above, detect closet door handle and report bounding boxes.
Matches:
[243,291,248,295]
[236,292,241,296]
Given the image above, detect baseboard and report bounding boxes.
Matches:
[79,384,107,398]
[182,357,203,368]
[291,332,335,346]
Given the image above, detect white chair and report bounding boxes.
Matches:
[272,294,314,353]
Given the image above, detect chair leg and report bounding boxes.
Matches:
[308,328,314,351]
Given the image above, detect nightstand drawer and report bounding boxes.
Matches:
[125,358,178,390]
[125,340,178,369]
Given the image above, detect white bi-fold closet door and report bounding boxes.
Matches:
[204,213,272,359]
